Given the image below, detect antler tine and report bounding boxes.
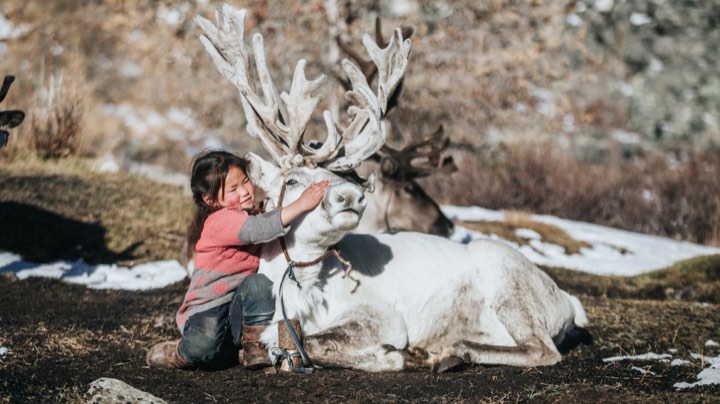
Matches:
[281,59,328,160]
[335,36,377,84]
[334,20,414,114]
[364,28,411,116]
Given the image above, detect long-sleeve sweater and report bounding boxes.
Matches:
[176,208,287,331]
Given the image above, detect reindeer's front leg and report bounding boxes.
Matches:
[301,304,409,372]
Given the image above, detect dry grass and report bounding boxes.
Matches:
[2,0,718,247]
[29,75,84,160]
[544,254,720,304]
[425,143,720,247]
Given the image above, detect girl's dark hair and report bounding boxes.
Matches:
[185,150,249,260]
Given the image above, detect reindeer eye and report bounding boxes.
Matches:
[286,179,298,186]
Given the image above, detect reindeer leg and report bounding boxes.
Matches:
[454,303,562,368]
[302,306,409,372]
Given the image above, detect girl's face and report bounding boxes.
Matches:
[213,166,255,210]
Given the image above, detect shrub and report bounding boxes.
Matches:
[30,75,84,160]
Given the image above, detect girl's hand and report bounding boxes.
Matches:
[280,180,331,226]
[296,180,331,211]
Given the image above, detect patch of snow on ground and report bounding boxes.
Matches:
[674,354,720,389]
[443,205,720,275]
[0,253,186,290]
[2,205,717,290]
[632,366,655,375]
[601,351,720,389]
[603,353,672,362]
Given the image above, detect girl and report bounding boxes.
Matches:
[146,150,330,370]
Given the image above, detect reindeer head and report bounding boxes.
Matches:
[195,5,411,248]
[0,76,25,148]
[356,125,457,236]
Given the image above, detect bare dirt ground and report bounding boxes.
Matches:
[1,165,719,403]
[1,276,719,403]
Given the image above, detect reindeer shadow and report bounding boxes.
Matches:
[0,201,139,266]
[322,234,394,279]
[557,327,594,354]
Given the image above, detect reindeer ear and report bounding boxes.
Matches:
[380,156,398,177]
[363,172,376,193]
[245,152,280,193]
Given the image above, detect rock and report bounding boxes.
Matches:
[594,0,614,13]
[85,378,166,404]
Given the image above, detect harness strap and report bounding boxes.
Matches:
[279,237,334,268]
[273,263,318,373]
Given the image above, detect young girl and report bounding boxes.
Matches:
[146,150,330,370]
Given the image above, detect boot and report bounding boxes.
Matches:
[146,340,193,370]
[278,319,304,371]
[241,324,272,370]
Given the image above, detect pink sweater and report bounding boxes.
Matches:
[176,207,285,331]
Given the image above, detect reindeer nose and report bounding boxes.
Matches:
[326,182,366,211]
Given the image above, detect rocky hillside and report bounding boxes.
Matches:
[1,0,718,172]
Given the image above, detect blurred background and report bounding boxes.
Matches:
[1,0,718,245]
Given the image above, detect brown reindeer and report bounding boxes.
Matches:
[354,125,456,235]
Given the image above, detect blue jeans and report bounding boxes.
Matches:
[177,274,275,369]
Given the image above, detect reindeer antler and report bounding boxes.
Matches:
[379,125,457,180]
[194,5,411,172]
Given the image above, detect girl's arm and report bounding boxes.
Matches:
[237,180,331,244]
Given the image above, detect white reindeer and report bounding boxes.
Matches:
[195,5,589,372]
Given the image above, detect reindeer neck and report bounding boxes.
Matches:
[280,234,333,265]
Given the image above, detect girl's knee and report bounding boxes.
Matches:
[238,274,273,296]
[179,305,230,365]
[237,274,275,325]
[177,330,223,365]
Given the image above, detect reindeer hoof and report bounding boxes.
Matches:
[434,355,466,373]
[399,350,418,370]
